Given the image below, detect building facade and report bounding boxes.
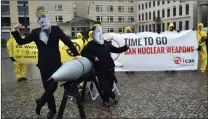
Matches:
[136,1,197,33]
[87,0,135,33]
[1,0,74,39]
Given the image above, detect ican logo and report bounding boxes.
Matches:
[174,57,195,65]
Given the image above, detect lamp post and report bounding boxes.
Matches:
[153,16,161,34]
[23,2,29,37]
[132,21,136,33]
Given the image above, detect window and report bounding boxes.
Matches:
[153,11,155,18]
[145,12,148,20]
[138,5,140,10]
[142,4,144,10]
[118,16,124,22]
[179,5,182,16]
[149,2,151,8]
[173,0,176,2]
[162,1,165,4]
[167,1,170,3]
[107,5,113,12]
[153,1,155,7]
[55,16,63,22]
[128,6,134,12]
[149,24,152,32]
[118,0,124,2]
[149,12,151,20]
[108,16,114,22]
[157,10,160,17]
[128,16,134,22]
[138,14,141,21]
[1,6,10,15]
[162,23,165,32]
[185,21,189,30]
[17,1,28,4]
[128,0,134,3]
[142,14,144,21]
[1,1,9,4]
[157,1,160,6]
[145,2,148,9]
[153,24,155,32]
[119,28,124,33]
[138,25,141,32]
[173,6,176,16]
[186,4,189,15]
[1,32,10,40]
[167,22,170,30]
[173,22,176,29]
[146,25,148,31]
[18,17,29,26]
[96,16,103,22]
[55,4,62,11]
[96,5,102,12]
[108,28,114,33]
[18,6,28,15]
[142,25,144,32]
[118,6,124,12]
[1,17,11,26]
[179,21,182,30]
[167,8,170,17]
[162,10,165,18]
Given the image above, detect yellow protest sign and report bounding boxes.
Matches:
[12,38,86,64]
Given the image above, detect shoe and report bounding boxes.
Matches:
[113,97,118,105]
[17,78,22,82]
[201,70,205,73]
[47,109,57,119]
[21,77,28,81]
[35,99,42,115]
[103,102,111,107]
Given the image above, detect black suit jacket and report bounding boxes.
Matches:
[11,25,79,74]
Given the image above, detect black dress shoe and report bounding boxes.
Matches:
[113,97,118,105]
[21,77,28,80]
[35,99,41,115]
[17,78,22,82]
[47,109,57,119]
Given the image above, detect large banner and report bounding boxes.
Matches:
[103,30,198,71]
[12,30,198,71]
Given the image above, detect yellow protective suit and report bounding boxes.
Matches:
[168,23,174,31]
[125,27,132,33]
[6,33,27,79]
[197,23,207,72]
[88,31,93,42]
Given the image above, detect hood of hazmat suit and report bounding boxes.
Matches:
[168,23,174,31]
[76,32,83,39]
[125,27,132,33]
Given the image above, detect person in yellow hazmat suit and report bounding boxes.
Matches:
[125,27,132,33]
[125,26,134,74]
[168,23,175,31]
[88,31,93,42]
[76,32,83,39]
[6,33,28,82]
[197,23,207,72]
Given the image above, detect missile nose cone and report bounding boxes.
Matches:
[47,77,54,81]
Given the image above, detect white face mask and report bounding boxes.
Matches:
[37,14,51,33]
[93,26,104,45]
[37,14,51,44]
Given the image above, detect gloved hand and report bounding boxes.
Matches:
[199,37,207,44]
[10,57,15,62]
[197,45,202,51]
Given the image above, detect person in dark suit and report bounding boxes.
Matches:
[11,6,81,118]
[82,22,129,107]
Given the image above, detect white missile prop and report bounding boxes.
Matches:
[48,57,92,82]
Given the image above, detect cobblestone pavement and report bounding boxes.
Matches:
[1,49,208,118]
